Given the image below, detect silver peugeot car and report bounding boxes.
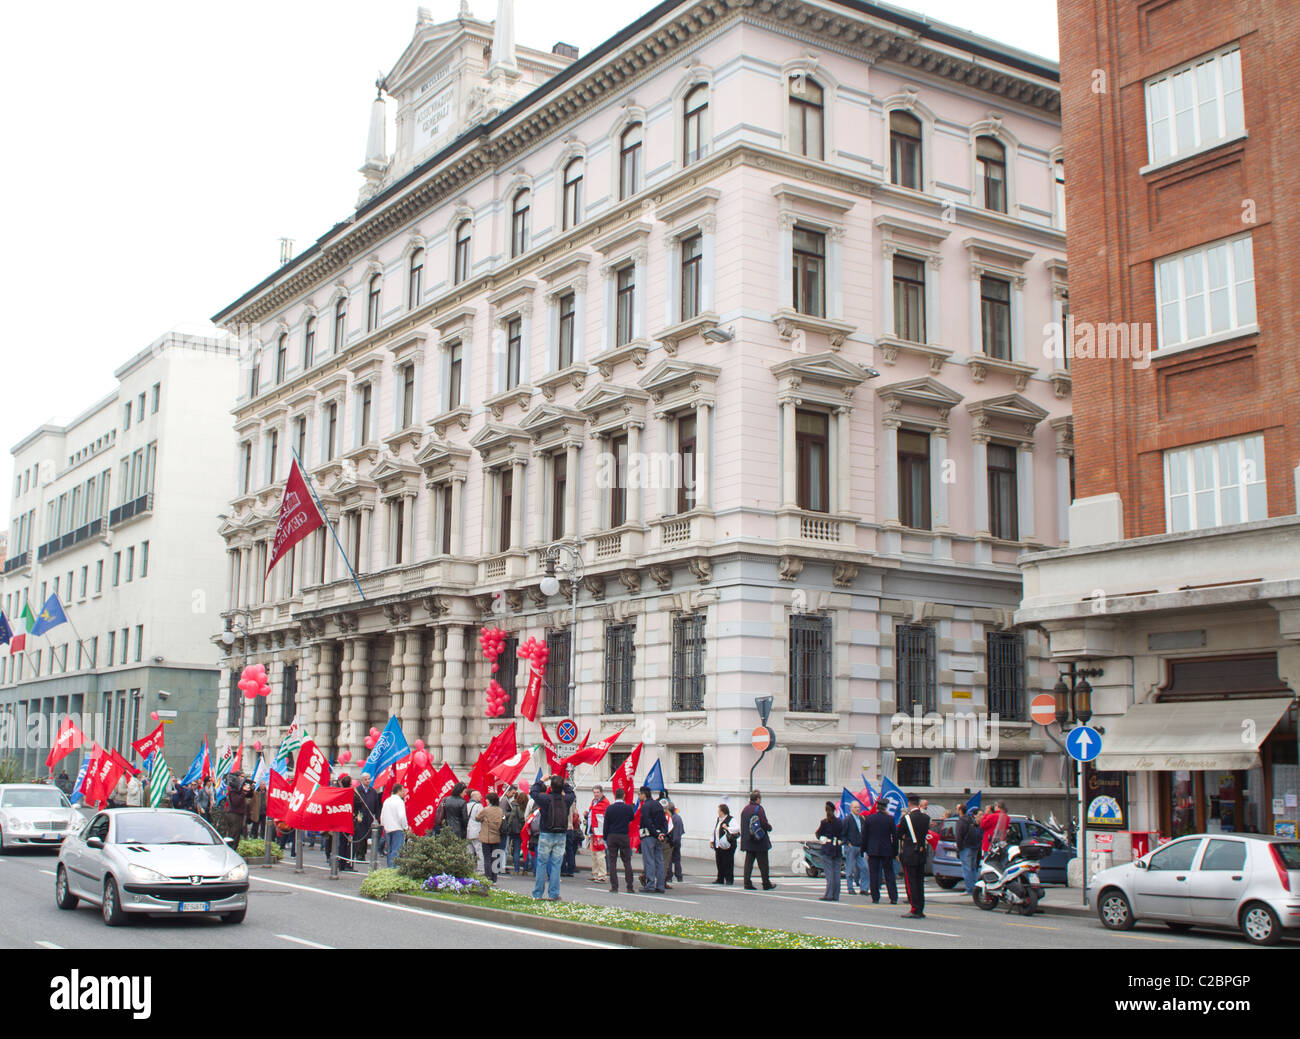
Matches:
[55,808,249,925]
[1088,832,1300,945]
[0,783,80,850]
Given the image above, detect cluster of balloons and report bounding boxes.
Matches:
[364,725,382,752]
[484,679,508,717]
[517,636,550,670]
[411,740,430,770]
[478,626,508,672]
[238,664,270,700]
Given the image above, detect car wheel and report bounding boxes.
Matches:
[101,877,128,927]
[934,875,958,889]
[1240,902,1281,946]
[55,865,79,910]
[1165,922,1193,933]
[1097,888,1135,931]
[221,908,247,925]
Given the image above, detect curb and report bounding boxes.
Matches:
[387,893,732,949]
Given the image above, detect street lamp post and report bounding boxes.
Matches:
[1051,663,1104,906]
[538,540,583,717]
[219,608,254,773]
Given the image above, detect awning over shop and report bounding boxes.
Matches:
[1095,697,1294,772]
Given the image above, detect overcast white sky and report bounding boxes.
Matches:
[0,0,1058,529]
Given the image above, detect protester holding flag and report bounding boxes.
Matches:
[842,798,866,895]
[584,785,610,885]
[861,798,899,904]
[528,774,576,901]
[504,790,527,874]
[353,772,383,865]
[711,804,739,885]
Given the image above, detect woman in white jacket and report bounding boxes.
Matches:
[466,789,484,873]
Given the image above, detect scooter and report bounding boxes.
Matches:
[973,841,1042,915]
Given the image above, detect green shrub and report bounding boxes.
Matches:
[237,838,283,862]
[395,829,477,882]
[360,868,423,901]
[0,757,24,785]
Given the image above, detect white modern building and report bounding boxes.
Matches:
[214,0,1073,859]
[0,333,239,777]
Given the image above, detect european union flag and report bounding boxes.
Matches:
[880,776,908,822]
[0,612,12,645]
[30,594,68,637]
[360,716,411,780]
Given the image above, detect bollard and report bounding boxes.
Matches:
[370,820,380,872]
[295,829,304,874]
[264,817,274,868]
[329,833,339,880]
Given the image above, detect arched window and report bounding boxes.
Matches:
[408,248,424,310]
[683,85,708,166]
[454,220,472,284]
[562,159,584,230]
[366,274,382,332]
[333,296,347,352]
[511,190,531,258]
[788,75,824,159]
[890,110,923,190]
[976,136,1007,213]
[303,316,316,369]
[619,122,643,199]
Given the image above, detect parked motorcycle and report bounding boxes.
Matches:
[973,840,1043,914]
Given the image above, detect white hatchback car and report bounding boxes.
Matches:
[1087,833,1300,945]
[0,784,80,850]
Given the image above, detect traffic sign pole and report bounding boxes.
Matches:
[1079,758,1086,907]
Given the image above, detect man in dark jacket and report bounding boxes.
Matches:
[664,801,684,884]
[224,773,248,843]
[841,800,865,895]
[435,782,469,839]
[739,790,776,891]
[897,796,932,918]
[55,770,73,796]
[953,803,979,895]
[352,772,384,866]
[637,787,668,893]
[529,776,576,900]
[861,801,898,904]
[602,796,636,893]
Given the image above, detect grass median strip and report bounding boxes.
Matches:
[409,887,895,949]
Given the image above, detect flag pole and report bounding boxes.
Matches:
[288,448,366,601]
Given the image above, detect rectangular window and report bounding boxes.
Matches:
[790,754,826,786]
[896,623,936,712]
[280,664,297,726]
[140,541,148,578]
[511,194,530,257]
[977,137,1007,212]
[325,402,338,461]
[226,671,239,728]
[608,434,628,528]
[124,401,131,430]
[608,751,630,782]
[505,317,522,390]
[603,622,635,714]
[677,752,704,785]
[619,124,643,199]
[119,628,128,664]
[789,613,832,712]
[1155,235,1255,349]
[557,293,575,369]
[544,629,571,717]
[241,442,253,494]
[498,469,513,551]
[551,454,567,539]
[1164,434,1266,532]
[671,613,706,711]
[680,234,703,321]
[359,384,373,444]
[893,255,927,343]
[367,277,381,332]
[151,383,160,414]
[980,276,1012,359]
[440,484,453,555]
[134,625,143,663]
[295,416,308,463]
[125,546,134,583]
[988,758,1021,788]
[890,110,923,189]
[676,413,697,514]
[562,163,583,230]
[276,336,288,383]
[795,410,830,513]
[112,552,121,587]
[986,631,1025,719]
[897,757,931,787]
[391,498,405,565]
[1146,47,1244,165]
[79,566,88,599]
[400,364,416,428]
[987,443,1019,541]
[447,344,463,410]
[898,429,931,530]
[267,430,278,485]
[95,560,103,594]
[615,266,636,347]
[792,227,826,317]
[454,223,472,284]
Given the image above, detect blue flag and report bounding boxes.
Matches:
[965,790,982,813]
[0,612,12,645]
[69,755,92,804]
[880,776,907,822]
[860,774,879,807]
[179,741,206,787]
[644,758,667,798]
[252,756,270,789]
[840,787,870,818]
[270,754,292,780]
[30,594,69,637]
[360,716,411,780]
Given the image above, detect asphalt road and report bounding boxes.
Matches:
[0,847,621,951]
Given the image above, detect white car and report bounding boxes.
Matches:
[55,808,249,925]
[1087,832,1300,945]
[0,784,80,850]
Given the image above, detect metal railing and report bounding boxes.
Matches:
[109,492,154,528]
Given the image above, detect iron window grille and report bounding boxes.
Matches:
[678,752,704,785]
[280,664,297,726]
[790,754,826,786]
[498,635,518,718]
[896,623,936,712]
[603,623,635,714]
[789,613,833,712]
[897,756,931,787]
[988,758,1021,788]
[671,613,706,711]
[985,631,1026,720]
[544,629,571,717]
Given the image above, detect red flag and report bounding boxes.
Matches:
[85,751,126,809]
[10,634,25,654]
[560,725,626,771]
[294,740,331,788]
[630,802,642,852]
[487,749,530,791]
[612,741,643,803]
[267,770,293,821]
[46,717,86,770]
[406,762,457,836]
[131,722,165,763]
[519,664,543,722]
[80,748,107,806]
[286,782,353,832]
[467,723,517,802]
[266,457,324,577]
[109,749,141,779]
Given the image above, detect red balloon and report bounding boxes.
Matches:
[338,771,349,781]
[253,741,262,752]
[414,740,425,751]
[150,711,159,721]
[340,750,352,764]
[369,727,380,738]
[413,751,429,768]
[364,737,376,750]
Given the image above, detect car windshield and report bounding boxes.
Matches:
[114,813,220,845]
[2,789,71,809]
[1275,843,1300,870]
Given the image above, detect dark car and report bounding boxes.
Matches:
[933,815,1074,886]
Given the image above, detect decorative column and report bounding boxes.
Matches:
[404,492,417,563]
[835,406,852,515]
[700,214,717,313]
[627,423,642,524]
[969,265,984,356]
[656,413,672,517]
[451,477,465,556]
[442,625,467,768]
[781,400,797,509]
[239,547,251,608]
[633,247,649,340]
[930,427,952,544]
[227,550,239,611]
[401,630,424,740]
[388,633,406,726]
[316,640,339,752]
[572,275,588,363]
[564,443,579,537]
[971,431,991,538]
[359,506,373,573]
[880,418,900,526]
[346,637,369,762]
[1056,450,1072,545]
[662,237,678,329]
[828,226,846,321]
[1011,274,1026,363]
[510,459,525,549]
[926,256,943,346]
[1017,440,1037,543]
[695,402,712,511]
[426,629,446,759]
[778,213,795,309]
[880,242,896,338]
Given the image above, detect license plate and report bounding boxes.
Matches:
[1029,873,1041,884]
[178,902,211,912]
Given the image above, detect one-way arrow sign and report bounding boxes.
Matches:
[1065,725,1102,763]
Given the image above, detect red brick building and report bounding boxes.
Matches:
[1018,0,1300,876]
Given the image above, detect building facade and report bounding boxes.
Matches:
[0,333,238,778]
[215,0,1071,857]
[1018,0,1299,862]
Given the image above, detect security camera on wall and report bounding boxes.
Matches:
[157,690,171,701]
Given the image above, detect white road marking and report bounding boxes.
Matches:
[40,869,56,876]
[276,933,334,949]
[805,915,960,938]
[248,875,622,948]
[35,941,63,949]
[630,893,698,905]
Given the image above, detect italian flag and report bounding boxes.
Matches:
[11,602,35,653]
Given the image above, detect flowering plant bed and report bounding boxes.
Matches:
[422,873,491,897]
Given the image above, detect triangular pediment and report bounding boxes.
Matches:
[771,351,870,388]
[967,392,1050,426]
[369,456,422,486]
[519,403,585,437]
[414,437,470,469]
[876,376,964,411]
[386,22,465,92]
[638,358,722,401]
[468,421,530,455]
[574,383,649,416]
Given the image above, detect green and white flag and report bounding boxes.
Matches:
[148,753,172,808]
[274,716,307,772]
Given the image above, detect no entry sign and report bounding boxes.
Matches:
[751,726,774,753]
[1030,693,1056,726]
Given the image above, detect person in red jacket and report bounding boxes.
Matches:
[981,802,1010,854]
[585,785,610,884]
